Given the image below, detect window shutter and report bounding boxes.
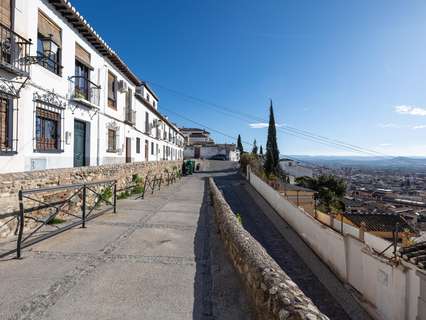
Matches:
[108,72,114,99]
[128,88,132,108]
[75,43,91,68]
[0,0,11,28]
[38,11,61,47]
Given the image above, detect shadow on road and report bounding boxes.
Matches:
[192,178,213,319]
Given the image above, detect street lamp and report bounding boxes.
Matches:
[40,34,59,57]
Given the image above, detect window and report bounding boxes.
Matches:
[136,137,140,154]
[35,108,60,151]
[146,94,150,102]
[37,11,62,75]
[0,96,12,152]
[153,101,156,108]
[74,43,91,100]
[75,60,89,99]
[151,141,154,155]
[145,112,149,133]
[107,129,117,152]
[108,71,117,109]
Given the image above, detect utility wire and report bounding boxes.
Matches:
[146,80,393,157]
[160,105,321,166]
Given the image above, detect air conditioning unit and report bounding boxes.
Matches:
[117,80,128,93]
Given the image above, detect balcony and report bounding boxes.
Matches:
[125,108,136,125]
[68,76,100,107]
[0,23,32,76]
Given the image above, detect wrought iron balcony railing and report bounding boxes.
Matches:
[68,76,101,107]
[0,23,32,76]
[125,108,136,125]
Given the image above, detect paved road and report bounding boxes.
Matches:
[0,172,252,320]
[214,171,372,320]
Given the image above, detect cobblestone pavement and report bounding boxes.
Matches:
[0,174,252,320]
[214,172,373,320]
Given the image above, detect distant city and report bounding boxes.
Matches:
[282,156,426,233]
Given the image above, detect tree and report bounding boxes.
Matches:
[237,134,244,154]
[264,100,280,176]
[259,145,263,155]
[251,139,258,154]
[296,175,346,213]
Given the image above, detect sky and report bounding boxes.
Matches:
[70,0,426,157]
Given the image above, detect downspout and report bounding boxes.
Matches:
[96,67,102,166]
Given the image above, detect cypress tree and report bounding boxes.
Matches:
[259,145,263,155]
[264,100,280,175]
[252,139,258,154]
[237,134,244,153]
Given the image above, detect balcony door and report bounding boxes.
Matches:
[73,120,86,167]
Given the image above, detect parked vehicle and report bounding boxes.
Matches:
[210,154,227,161]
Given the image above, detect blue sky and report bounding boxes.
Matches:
[71,0,426,156]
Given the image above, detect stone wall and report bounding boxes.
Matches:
[0,161,182,238]
[208,177,328,320]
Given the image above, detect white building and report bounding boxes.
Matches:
[0,0,184,173]
[279,158,313,184]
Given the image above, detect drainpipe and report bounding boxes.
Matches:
[96,67,102,166]
[97,110,100,166]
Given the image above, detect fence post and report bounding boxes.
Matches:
[296,191,300,207]
[16,189,24,259]
[314,194,317,218]
[394,222,400,256]
[113,181,117,213]
[82,184,86,228]
[359,222,366,242]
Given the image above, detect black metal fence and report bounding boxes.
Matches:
[0,180,117,259]
[0,168,183,260]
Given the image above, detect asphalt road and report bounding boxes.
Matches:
[212,164,372,320]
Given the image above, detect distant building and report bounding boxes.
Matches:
[184,143,239,161]
[180,128,239,161]
[279,158,313,184]
[180,128,214,146]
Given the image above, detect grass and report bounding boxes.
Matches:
[236,212,243,225]
[47,217,66,225]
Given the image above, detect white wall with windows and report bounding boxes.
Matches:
[0,0,184,173]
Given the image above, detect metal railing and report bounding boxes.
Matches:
[68,76,101,106]
[0,23,32,76]
[139,169,182,199]
[0,180,117,259]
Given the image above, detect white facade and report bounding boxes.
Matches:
[0,0,184,173]
[279,159,313,183]
[184,144,240,161]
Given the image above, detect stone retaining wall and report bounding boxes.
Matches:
[0,161,182,237]
[208,177,328,320]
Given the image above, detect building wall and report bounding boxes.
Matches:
[0,0,184,173]
[247,166,424,320]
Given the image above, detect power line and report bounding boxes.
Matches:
[147,80,392,157]
[160,105,325,166]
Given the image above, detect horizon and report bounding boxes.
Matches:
[70,0,426,157]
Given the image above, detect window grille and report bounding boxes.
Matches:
[33,92,65,153]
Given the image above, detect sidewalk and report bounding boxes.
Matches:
[0,174,252,320]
